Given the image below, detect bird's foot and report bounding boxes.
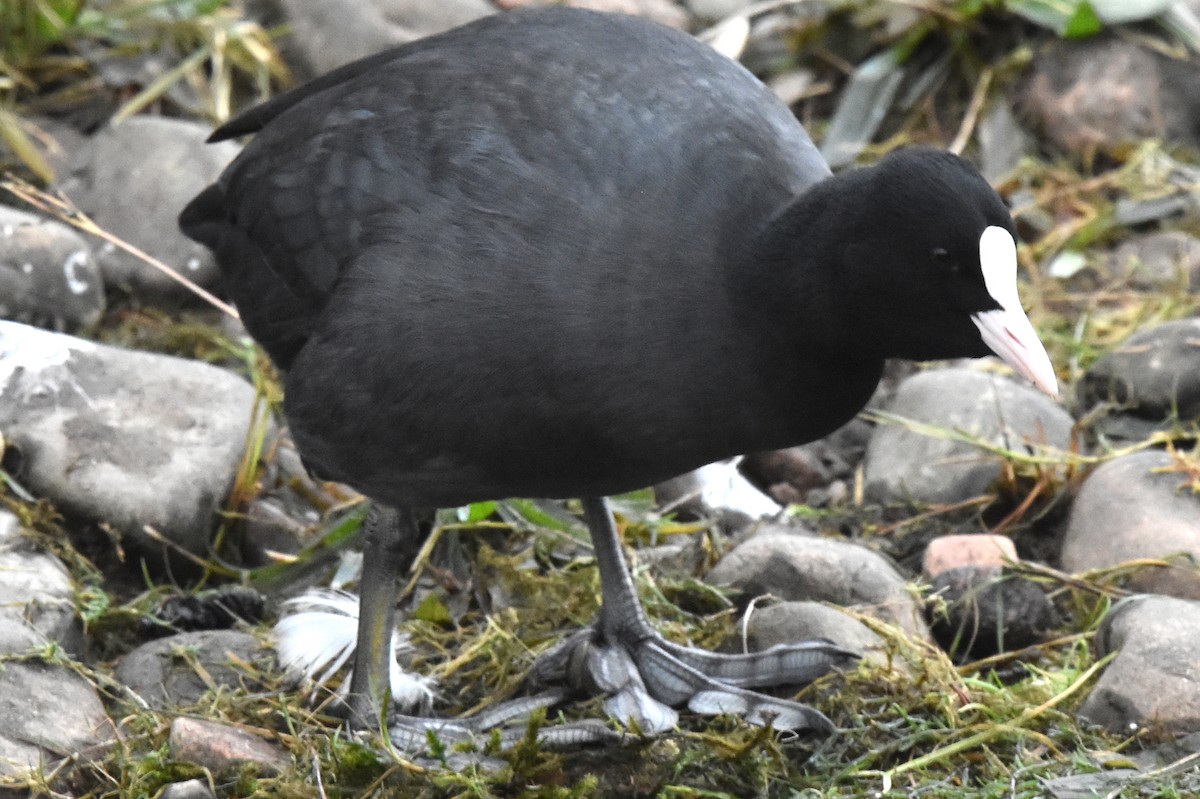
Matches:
[276,589,623,754]
[530,627,857,735]
[386,689,623,756]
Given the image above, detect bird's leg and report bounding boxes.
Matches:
[554,496,856,734]
[337,504,622,752]
[346,504,422,729]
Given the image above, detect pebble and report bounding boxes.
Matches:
[1060,450,1200,598]
[978,103,1032,183]
[169,717,290,776]
[741,601,887,663]
[0,508,81,657]
[706,526,929,639]
[927,568,1053,660]
[0,321,264,555]
[863,367,1074,506]
[1021,36,1200,158]
[1077,318,1200,441]
[922,534,1017,578]
[273,0,494,76]
[56,116,240,301]
[498,0,689,31]
[1108,231,1200,291]
[115,630,273,711]
[0,205,105,329]
[1080,595,1200,733]
[0,661,117,780]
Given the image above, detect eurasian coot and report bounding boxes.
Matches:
[180,7,1057,742]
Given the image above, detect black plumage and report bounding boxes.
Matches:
[181,7,1056,740]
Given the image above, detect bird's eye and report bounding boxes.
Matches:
[931,248,957,273]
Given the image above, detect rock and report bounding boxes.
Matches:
[169,717,290,775]
[0,116,88,184]
[633,541,706,578]
[767,70,817,107]
[275,0,494,76]
[1078,319,1200,440]
[0,205,105,329]
[0,661,118,780]
[0,321,262,555]
[706,529,929,639]
[741,418,871,505]
[922,534,1017,579]
[863,368,1074,506]
[0,509,81,657]
[742,601,887,663]
[498,0,690,31]
[927,568,1053,660]
[159,779,217,799]
[115,630,273,711]
[1043,770,1144,799]
[683,0,755,22]
[978,103,1031,183]
[1079,595,1200,733]
[1060,451,1200,598]
[1021,36,1200,158]
[57,116,240,300]
[1108,231,1200,292]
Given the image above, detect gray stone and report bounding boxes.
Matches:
[505,0,689,31]
[276,0,493,76]
[684,0,755,21]
[978,103,1031,183]
[0,321,261,555]
[706,530,928,639]
[1108,231,1200,291]
[863,368,1073,506]
[1080,595,1200,733]
[742,601,887,662]
[1061,451,1200,598]
[0,509,81,657]
[115,630,272,710]
[0,205,105,329]
[1043,771,1145,799]
[57,116,240,300]
[0,661,117,780]
[928,568,1053,660]
[1079,319,1200,439]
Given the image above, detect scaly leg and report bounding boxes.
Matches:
[547,496,856,733]
[346,504,421,728]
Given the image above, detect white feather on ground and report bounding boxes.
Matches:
[273,588,435,710]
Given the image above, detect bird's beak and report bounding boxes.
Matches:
[971,226,1058,398]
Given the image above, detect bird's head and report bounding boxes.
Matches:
[833,147,1058,397]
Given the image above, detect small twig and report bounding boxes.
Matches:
[955,631,1092,676]
[949,68,992,155]
[0,175,239,319]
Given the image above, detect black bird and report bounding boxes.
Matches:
[180,7,1057,742]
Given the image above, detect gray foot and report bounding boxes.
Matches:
[529,627,856,734]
